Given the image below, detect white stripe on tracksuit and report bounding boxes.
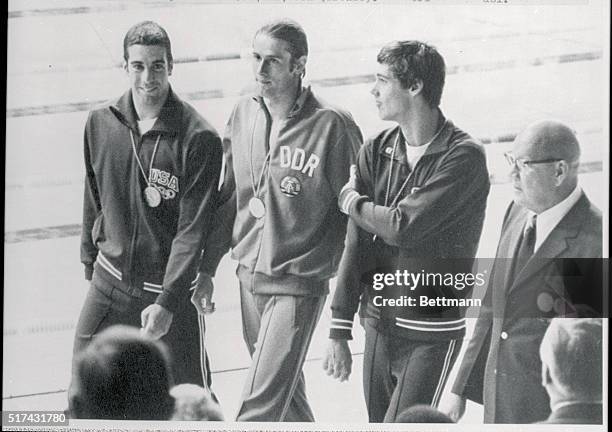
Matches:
[430,339,457,408]
[197,313,211,392]
[97,252,199,293]
[97,252,122,279]
[330,317,353,330]
[395,317,466,332]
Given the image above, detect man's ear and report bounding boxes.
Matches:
[554,160,569,186]
[293,55,307,77]
[123,60,128,74]
[541,362,553,388]
[409,79,424,96]
[168,61,173,76]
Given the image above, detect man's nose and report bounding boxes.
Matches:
[257,59,268,75]
[509,162,520,180]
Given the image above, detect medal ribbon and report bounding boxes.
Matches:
[375,121,446,242]
[248,108,274,200]
[129,131,161,187]
[384,120,447,208]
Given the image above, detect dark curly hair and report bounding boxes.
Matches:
[377,40,445,107]
[123,21,173,65]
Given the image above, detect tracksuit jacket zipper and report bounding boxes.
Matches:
[127,130,142,288]
[250,103,273,293]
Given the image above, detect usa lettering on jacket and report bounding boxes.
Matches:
[150,168,179,199]
[279,145,320,177]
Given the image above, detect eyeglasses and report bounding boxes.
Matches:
[504,152,563,170]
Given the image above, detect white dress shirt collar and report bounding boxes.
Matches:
[531,186,582,252]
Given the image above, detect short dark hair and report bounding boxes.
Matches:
[69,325,175,420]
[377,40,445,107]
[123,21,173,65]
[255,19,308,62]
[540,318,602,400]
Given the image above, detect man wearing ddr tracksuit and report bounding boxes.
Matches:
[324,41,490,422]
[75,22,223,393]
[195,20,362,421]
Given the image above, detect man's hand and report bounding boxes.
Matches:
[141,304,173,339]
[191,274,216,315]
[342,164,358,193]
[338,165,360,215]
[322,339,352,382]
[439,392,467,422]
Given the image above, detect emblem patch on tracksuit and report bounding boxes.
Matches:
[150,168,179,200]
[280,176,302,197]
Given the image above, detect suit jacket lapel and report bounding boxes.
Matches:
[509,194,587,292]
[498,205,528,294]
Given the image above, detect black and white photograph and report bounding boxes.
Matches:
[4,0,609,431]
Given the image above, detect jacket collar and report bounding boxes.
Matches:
[251,85,312,119]
[422,111,453,156]
[110,87,182,136]
[383,111,452,163]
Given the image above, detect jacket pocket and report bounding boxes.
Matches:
[91,212,105,246]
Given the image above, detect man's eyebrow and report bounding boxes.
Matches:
[376,73,390,79]
[129,59,166,65]
[252,51,282,60]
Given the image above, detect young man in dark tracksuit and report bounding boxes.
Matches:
[324,41,490,422]
[194,20,362,422]
[75,22,223,393]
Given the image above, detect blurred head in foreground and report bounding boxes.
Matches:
[395,404,454,423]
[540,318,602,414]
[170,383,224,421]
[69,325,174,420]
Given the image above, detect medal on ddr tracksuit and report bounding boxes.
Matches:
[144,185,162,208]
[248,196,266,218]
[248,133,273,219]
[130,132,162,208]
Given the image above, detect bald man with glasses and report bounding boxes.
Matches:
[442,120,603,424]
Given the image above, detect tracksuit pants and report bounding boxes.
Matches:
[236,267,326,422]
[363,318,462,422]
[72,270,213,389]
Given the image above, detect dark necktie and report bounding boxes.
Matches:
[513,214,537,277]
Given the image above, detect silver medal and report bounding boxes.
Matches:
[130,132,163,209]
[248,197,266,218]
[144,185,162,207]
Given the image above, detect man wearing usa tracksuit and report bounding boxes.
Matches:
[75,22,223,391]
[324,40,490,422]
[195,20,362,422]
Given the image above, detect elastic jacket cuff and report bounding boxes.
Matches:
[338,188,361,215]
[84,264,94,281]
[155,290,180,314]
[199,249,226,277]
[329,317,354,340]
